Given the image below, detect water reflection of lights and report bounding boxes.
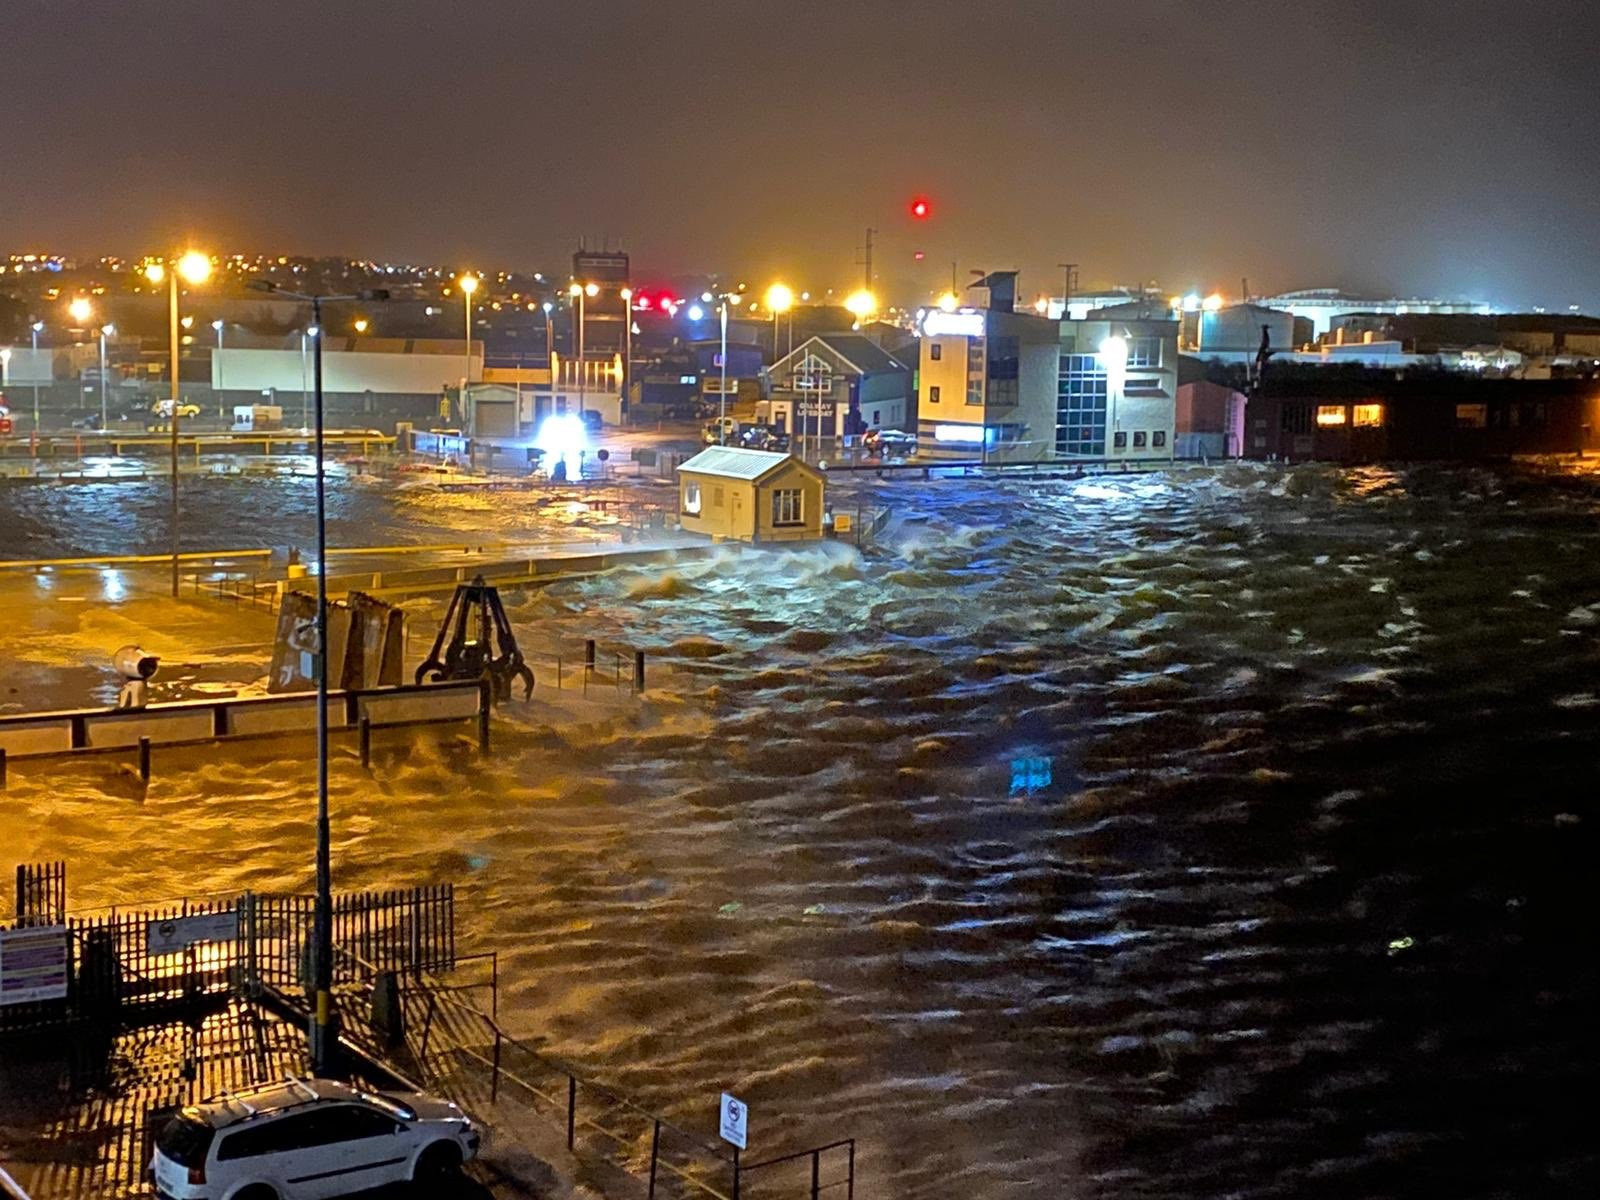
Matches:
[99,567,126,601]
[536,413,589,479]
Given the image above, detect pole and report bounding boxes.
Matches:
[169,268,182,598]
[576,291,586,423]
[623,297,632,418]
[309,299,335,1073]
[1058,262,1077,319]
[719,302,729,445]
[863,226,875,292]
[31,326,40,433]
[98,332,108,429]
[300,332,310,430]
[215,323,225,415]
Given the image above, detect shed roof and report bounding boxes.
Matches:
[677,445,802,481]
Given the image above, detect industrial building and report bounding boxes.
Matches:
[916,272,1059,462]
[1245,370,1600,462]
[1258,288,1495,338]
[1056,313,1180,461]
[676,446,826,542]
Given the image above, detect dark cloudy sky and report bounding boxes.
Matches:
[5,0,1598,308]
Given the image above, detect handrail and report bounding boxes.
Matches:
[0,548,273,570]
[739,1139,855,1172]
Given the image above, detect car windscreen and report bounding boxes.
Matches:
[157,1115,216,1167]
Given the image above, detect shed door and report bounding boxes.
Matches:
[731,489,743,532]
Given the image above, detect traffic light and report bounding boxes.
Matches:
[909,196,931,220]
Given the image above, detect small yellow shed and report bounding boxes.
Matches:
[675,446,827,542]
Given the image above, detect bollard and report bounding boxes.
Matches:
[557,656,563,690]
[138,737,152,782]
[584,638,596,675]
[0,747,6,789]
[478,679,491,752]
[359,718,371,767]
[634,649,645,693]
[648,1119,661,1199]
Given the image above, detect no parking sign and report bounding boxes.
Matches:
[719,1092,748,1150]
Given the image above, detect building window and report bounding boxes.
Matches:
[1281,403,1313,434]
[872,410,881,426]
[1152,430,1166,448]
[1055,353,1107,456]
[713,486,724,508]
[928,385,941,404]
[1455,403,1488,429]
[1315,405,1347,426]
[1126,336,1160,368]
[772,488,803,526]
[1353,403,1384,427]
[1113,431,1127,448]
[1132,430,1147,448]
[929,344,942,361]
[683,482,702,515]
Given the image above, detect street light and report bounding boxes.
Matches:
[146,251,212,598]
[457,275,478,387]
[98,324,115,429]
[212,320,226,413]
[569,282,590,422]
[67,297,92,325]
[764,283,794,364]
[541,301,553,363]
[28,322,43,431]
[845,289,878,322]
[248,276,388,1076]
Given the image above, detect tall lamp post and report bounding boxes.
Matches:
[569,282,597,422]
[719,298,730,445]
[300,328,313,430]
[541,301,554,362]
[620,288,633,415]
[144,252,213,598]
[248,277,388,1075]
[30,322,43,432]
[212,320,226,416]
[97,324,114,429]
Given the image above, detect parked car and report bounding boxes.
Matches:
[737,425,789,453]
[150,1076,479,1200]
[151,398,203,419]
[864,428,918,458]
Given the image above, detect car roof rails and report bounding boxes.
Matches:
[216,1088,258,1116]
[286,1076,320,1102]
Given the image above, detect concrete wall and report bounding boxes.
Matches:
[214,346,481,395]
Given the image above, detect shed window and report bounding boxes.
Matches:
[1455,404,1488,429]
[1315,405,1347,426]
[772,488,803,526]
[683,481,702,515]
[1353,404,1384,427]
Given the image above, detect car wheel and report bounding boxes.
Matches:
[235,1185,278,1200]
[413,1140,462,1185]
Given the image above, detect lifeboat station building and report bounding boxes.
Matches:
[675,446,826,542]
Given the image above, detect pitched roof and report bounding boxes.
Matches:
[770,334,907,377]
[677,446,797,481]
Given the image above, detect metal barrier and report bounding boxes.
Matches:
[738,1140,856,1200]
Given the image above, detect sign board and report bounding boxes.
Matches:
[0,925,69,1005]
[147,910,240,956]
[719,1093,748,1150]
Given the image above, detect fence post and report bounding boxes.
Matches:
[490,1030,502,1103]
[566,1075,576,1150]
[138,736,152,782]
[811,1149,821,1200]
[13,864,22,923]
[478,681,491,752]
[647,1119,660,1200]
[359,718,371,767]
[634,650,645,693]
[585,638,596,676]
[557,655,563,691]
[0,747,6,790]
[847,1139,855,1200]
[733,1147,740,1200]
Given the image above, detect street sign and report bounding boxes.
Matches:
[147,910,240,956]
[0,925,69,1005]
[719,1092,748,1150]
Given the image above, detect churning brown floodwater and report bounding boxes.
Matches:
[2,462,1598,1198]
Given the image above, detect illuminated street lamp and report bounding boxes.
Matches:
[457,274,478,382]
[620,288,633,413]
[765,283,794,364]
[212,320,226,409]
[937,291,959,313]
[98,324,115,429]
[541,301,553,362]
[67,297,93,325]
[145,251,212,598]
[247,276,388,1076]
[845,289,878,322]
[29,322,43,431]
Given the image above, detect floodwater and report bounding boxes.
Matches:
[3,462,1598,1199]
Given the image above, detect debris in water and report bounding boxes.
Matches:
[718,901,743,915]
[803,904,825,916]
[1387,936,1415,956]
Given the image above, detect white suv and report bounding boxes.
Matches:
[150,1077,480,1200]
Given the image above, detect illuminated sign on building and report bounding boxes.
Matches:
[934,423,983,443]
[922,310,986,338]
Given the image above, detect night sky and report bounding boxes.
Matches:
[5,0,1599,307]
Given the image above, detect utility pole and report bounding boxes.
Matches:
[1241,277,1250,305]
[860,227,876,293]
[1057,262,1078,319]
